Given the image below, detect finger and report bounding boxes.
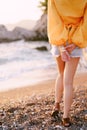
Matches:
[61,51,70,62]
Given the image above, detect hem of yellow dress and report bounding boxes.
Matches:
[49,38,87,48]
[71,40,87,48]
[49,39,67,46]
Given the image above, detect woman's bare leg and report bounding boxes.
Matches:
[55,56,65,104]
[63,57,80,118]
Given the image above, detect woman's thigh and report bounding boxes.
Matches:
[55,56,65,75]
[64,57,80,85]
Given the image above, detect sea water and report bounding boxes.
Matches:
[0,40,87,91]
[0,40,56,91]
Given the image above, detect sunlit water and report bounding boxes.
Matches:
[0,40,87,91]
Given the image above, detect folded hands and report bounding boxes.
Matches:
[60,44,76,62]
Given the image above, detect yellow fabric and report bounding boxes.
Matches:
[47,0,87,48]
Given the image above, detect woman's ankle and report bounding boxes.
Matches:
[54,102,60,110]
[63,114,69,119]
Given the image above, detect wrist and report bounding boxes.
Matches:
[59,46,66,53]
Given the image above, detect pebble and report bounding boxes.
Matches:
[85,114,87,120]
[0,87,87,130]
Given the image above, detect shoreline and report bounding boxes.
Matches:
[0,72,87,105]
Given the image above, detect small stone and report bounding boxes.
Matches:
[85,114,87,120]
[0,122,2,126]
[54,125,63,129]
[31,112,34,115]
[80,128,83,130]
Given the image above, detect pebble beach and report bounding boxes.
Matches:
[0,72,87,130]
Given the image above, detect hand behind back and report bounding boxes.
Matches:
[60,44,76,62]
[65,44,76,54]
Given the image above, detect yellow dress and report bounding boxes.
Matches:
[47,0,87,48]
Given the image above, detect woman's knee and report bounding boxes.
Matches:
[63,75,73,87]
[58,72,64,79]
[64,81,73,88]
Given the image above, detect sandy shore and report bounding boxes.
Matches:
[0,72,87,105]
[0,72,87,129]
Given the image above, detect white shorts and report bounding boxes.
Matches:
[50,43,83,58]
